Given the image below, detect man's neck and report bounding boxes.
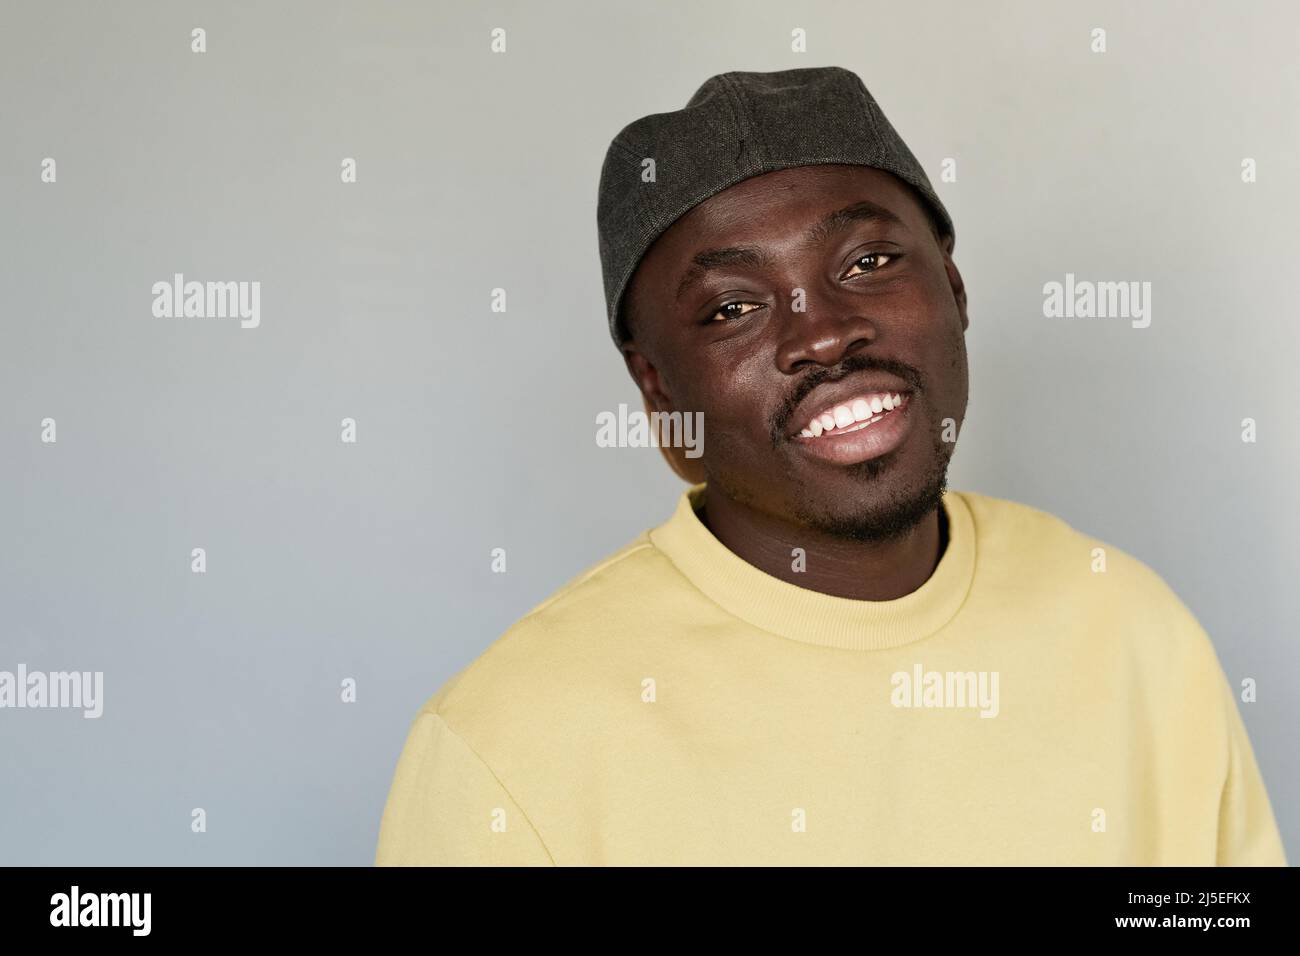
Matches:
[699,491,947,601]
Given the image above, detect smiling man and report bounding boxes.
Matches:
[376,67,1286,866]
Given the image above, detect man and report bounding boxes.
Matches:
[376,67,1286,865]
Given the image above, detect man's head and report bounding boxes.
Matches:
[597,68,968,541]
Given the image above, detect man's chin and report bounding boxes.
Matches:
[789,462,950,543]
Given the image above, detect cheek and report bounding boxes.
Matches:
[939,302,969,383]
[907,273,965,366]
[713,354,785,442]
[666,344,754,413]
[923,309,969,426]
[673,355,779,461]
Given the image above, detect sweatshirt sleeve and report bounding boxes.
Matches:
[1215,678,1288,866]
[374,709,555,866]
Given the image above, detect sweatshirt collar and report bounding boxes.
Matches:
[648,483,976,651]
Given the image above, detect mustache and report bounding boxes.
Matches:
[768,353,925,445]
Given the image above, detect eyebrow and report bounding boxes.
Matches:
[674,200,906,301]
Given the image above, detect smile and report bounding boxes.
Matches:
[799,392,906,438]
[790,391,913,465]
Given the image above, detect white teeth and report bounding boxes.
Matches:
[801,391,908,439]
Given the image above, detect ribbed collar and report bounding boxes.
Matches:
[648,484,977,651]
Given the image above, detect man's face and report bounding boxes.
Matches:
[623,163,970,540]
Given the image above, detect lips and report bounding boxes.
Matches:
[786,375,916,466]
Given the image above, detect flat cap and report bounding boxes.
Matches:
[596,66,954,346]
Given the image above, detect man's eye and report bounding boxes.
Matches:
[843,252,898,278]
[709,301,763,323]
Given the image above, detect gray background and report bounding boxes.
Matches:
[1,0,1295,864]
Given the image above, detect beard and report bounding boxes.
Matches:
[702,424,956,546]
[705,421,955,545]
[788,438,951,542]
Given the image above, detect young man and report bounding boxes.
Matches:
[376,67,1286,866]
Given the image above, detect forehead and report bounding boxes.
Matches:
[626,164,927,312]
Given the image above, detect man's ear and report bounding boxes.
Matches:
[939,233,969,332]
[622,344,707,486]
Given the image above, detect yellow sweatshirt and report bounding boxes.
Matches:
[375,485,1287,866]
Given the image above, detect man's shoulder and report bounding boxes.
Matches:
[510,531,666,624]
[953,488,1217,658]
[416,529,685,733]
[955,488,1121,557]
[956,489,1165,579]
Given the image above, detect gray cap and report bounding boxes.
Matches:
[596,66,954,346]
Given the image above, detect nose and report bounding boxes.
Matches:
[774,295,879,373]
